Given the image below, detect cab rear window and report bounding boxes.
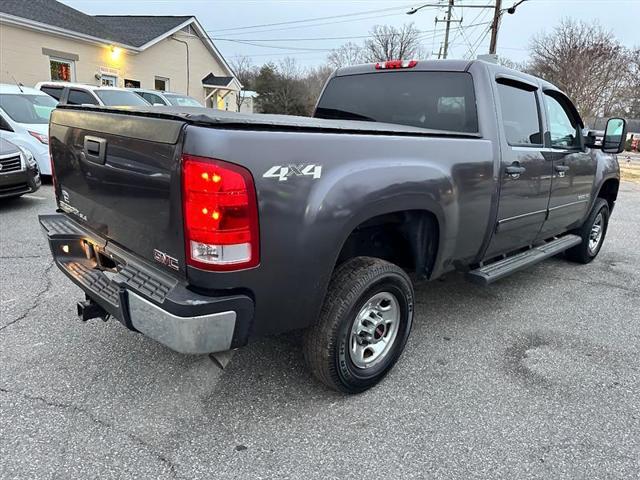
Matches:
[315,71,478,133]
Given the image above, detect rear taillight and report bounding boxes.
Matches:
[375,59,418,70]
[182,154,259,271]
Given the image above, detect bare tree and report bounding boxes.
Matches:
[230,55,257,112]
[527,19,631,119]
[623,48,640,117]
[327,42,365,68]
[363,23,425,62]
[303,64,334,114]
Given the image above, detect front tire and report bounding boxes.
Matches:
[566,198,610,264]
[303,257,414,394]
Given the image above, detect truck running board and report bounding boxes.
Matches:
[467,234,582,285]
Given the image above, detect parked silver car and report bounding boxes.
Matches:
[0,137,40,199]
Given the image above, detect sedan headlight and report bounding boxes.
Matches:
[18,146,38,169]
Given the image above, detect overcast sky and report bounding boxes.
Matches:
[60,0,640,67]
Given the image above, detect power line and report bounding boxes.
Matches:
[219,20,493,55]
[205,11,417,37]
[208,4,421,34]
[216,21,492,44]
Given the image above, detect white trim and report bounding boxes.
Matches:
[141,17,242,91]
[137,17,196,50]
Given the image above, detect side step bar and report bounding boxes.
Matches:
[467,234,582,285]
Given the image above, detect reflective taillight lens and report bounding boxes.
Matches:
[182,154,259,271]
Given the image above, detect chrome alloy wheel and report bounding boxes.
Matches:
[349,291,400,369]
[588,212,604,255]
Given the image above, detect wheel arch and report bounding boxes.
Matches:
[596,177,619,211]
[334,208,441,280]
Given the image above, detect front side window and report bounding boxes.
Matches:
[50,57,74,81]
[67,89,99,106]
[496,81,542,146]
[315,71,478,133]
[0,94,57,123]
[544,93,580,148]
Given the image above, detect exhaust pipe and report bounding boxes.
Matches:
[77,298,109,322]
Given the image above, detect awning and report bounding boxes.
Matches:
[202,73,234,88]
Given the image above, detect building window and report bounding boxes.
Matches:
[101,75,117,87]
[124,79,140,88]
[50,57,74,81]
[154,76,169,91]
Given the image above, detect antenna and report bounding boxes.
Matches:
[10,74,24,93]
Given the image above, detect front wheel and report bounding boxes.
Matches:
[303,257,414,394]
[566,198,610,264]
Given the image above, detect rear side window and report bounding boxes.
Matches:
[496,81,542,146]
[40,86,64,100]
[315,71,478,133]
[68,89,99,105]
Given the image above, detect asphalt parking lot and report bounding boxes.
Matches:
[1,183,639,479]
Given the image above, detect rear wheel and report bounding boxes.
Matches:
[303,257,414,394]
[566,198,610,264]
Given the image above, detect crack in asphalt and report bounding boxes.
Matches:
[0,386,178,478]
[0,260,55,333]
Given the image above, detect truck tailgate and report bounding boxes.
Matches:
[49,108,187,275]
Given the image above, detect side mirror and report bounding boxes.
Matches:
[602,117,627,154]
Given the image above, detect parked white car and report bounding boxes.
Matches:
[0,84,56,176]
[35,82,150,107]
[132,88,204,107]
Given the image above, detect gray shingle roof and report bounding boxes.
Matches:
[202,73,234,87]
[94,16,192,47]
[0,0,192,48]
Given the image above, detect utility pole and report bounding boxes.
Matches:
[489,0,502,55]
[435,0,461,59]
[408,0,528,58]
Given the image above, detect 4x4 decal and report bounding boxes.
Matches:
[263,164,322,182]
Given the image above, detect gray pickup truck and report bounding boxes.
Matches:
[40,59,626,393]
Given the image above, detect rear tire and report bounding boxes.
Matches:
[566,198,609,264]
[303,257,414,394]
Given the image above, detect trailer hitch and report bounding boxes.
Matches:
[77,297,110,322]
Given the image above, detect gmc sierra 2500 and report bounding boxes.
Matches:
[40,60,626,393]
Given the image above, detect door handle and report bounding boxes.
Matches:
[505,163,526,178]
[555,165,570,177]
